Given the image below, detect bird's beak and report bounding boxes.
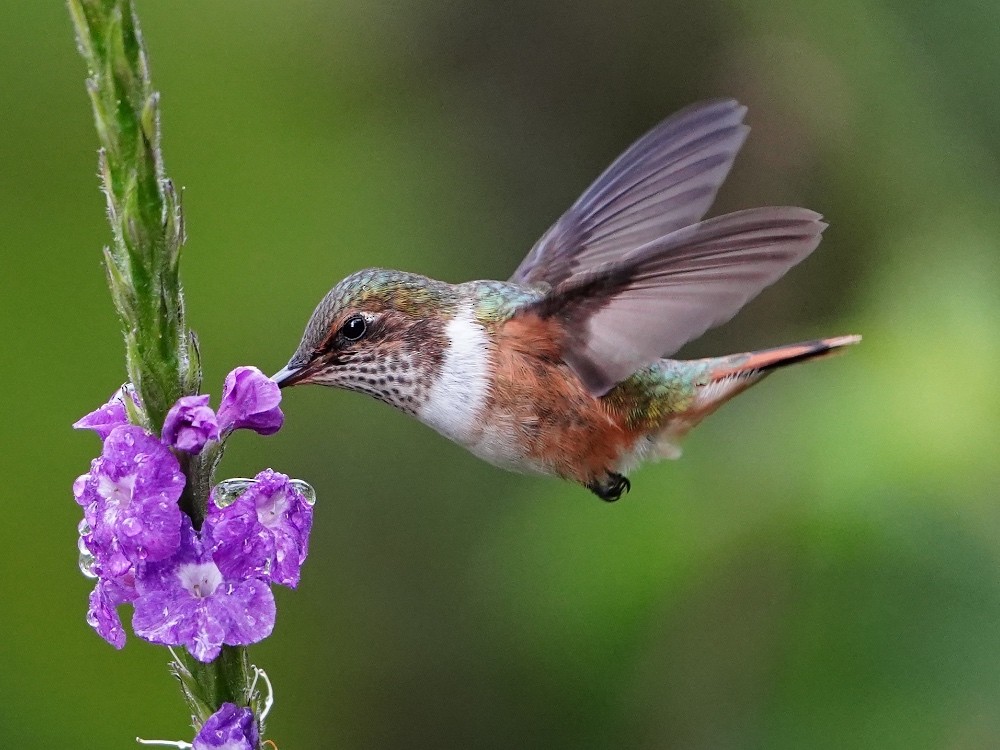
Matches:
[271,364,308,389]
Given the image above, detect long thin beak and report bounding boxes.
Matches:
[271,364,307,389]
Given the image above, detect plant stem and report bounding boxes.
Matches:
[68,1,258,741]
[68,0,198,432]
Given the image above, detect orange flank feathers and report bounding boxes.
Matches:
[486,313,640,484]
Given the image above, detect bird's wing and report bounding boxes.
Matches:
[520,207,826,395]
[509,99,749,288]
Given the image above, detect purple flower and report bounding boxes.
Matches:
[207,470,314,588]
[163,394,220,453]
[77,425,185,573]
[133,518,275,662]
[86,573,137,649]
[192,703,260,750]
[73,386,140,439]
[217,366,284,436]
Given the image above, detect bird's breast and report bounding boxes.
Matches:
[461,313,643,482]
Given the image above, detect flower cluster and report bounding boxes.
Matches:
[73,367,314,663]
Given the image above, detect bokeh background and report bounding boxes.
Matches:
[2,1,999,747]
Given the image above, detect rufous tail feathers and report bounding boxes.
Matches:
[709,334,862,380]
[655,334,861,459]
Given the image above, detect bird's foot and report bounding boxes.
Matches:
[587,472,631,502]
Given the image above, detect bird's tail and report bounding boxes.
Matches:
[708,334,862,380]
[653,334,860,458]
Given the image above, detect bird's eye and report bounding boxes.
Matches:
[340,315,367,342]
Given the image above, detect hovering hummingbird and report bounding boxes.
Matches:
[272,100,859,500]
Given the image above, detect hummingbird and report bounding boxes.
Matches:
[272,99,859,501]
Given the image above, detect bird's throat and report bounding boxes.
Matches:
[416,304,492,447]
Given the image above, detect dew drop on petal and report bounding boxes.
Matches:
[73,474,90,501]
[121,517,143,537]
[212,477,257,508]
[290,479,317,506]
[78,538,97,579]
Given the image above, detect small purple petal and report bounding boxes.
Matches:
[185,607,228,663]
[217,578,276,646]
[193,703,260,750]
[86,575,136,649]
[217,366,284,436]
[133,587,200,651]
[162,394,221,454]
[204,492,271,581]
[86,582,125,649]
[73,386,140,439]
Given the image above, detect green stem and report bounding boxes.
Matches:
[68,0,259,743]
[68,0,197,431]
[170,646,261,725]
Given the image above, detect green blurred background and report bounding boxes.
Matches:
[2,1,999,747]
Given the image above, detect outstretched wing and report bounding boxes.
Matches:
[523,207,826,395]
[510,99,749,288]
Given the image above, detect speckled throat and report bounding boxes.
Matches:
[318,310,454,415]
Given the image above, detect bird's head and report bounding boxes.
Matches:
[272,269,457,413]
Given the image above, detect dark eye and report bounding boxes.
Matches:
[340,315,367,342]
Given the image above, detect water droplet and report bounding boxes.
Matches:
[212,478,256,508]
[290,479,317,506]
[78,537,97,579]
[77,518,92,536]
[73,474,90,500]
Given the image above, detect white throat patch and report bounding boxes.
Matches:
[418,303,491,446]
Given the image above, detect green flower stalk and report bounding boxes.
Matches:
[68,0,195,433]
[68,2,315,746]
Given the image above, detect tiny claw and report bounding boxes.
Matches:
[587,472,631,502]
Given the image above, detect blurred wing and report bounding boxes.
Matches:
[510,99,749,288]
[525,207,826,395]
